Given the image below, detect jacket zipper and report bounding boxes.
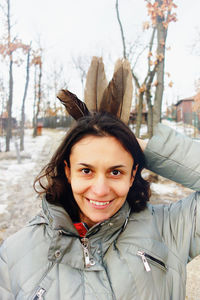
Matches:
[32,287,46,300]
[31,261,56,300]
[137,250,167,272]
[81,237,95,268]
[137,251,151,272]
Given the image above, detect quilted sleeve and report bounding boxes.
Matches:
[144,123,200,191]
[0,242,14,299]
[144,123,200,260]
[160,193,200,261]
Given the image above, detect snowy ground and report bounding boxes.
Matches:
[0,123,199,299]
[0,128,66,241]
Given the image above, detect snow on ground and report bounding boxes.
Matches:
[0,128,66,241]
[162,119,200,141]
[130,119,200,141]
[151,181,189,198]
[150,177,192,204]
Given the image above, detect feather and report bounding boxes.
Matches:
[119,59,133,124]
[99,59,133,123]
[84,56,107,111]
[99,59,123,116]
[57,89,89,120]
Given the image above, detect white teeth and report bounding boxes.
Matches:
[89,200,110,206]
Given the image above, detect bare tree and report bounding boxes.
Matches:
[115,0,156,136]
[115,0,177,137]
[0,0,30,150]
[31,50,43,137]
[43,63,69,122]
[0,77,7,152]
[0,77,6,117]
[51,63,68,111]
[5,0,13,151]
[19,44,31,151]
[72,55,90,97]
[191,28,200,56]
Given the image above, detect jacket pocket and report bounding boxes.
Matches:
[137,250,168,272]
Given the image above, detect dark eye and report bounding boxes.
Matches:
[111,170,121,176]
[81,168,91,174]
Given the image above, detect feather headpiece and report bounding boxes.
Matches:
[57,89,89,120]
[100,58,133,123]
[57,57,133,124]
[84,56,108,111]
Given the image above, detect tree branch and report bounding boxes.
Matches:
[131,69,140,90]
[115,0,127,59]
[148,27,156,73]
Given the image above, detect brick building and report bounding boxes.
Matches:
[175,97,194,123]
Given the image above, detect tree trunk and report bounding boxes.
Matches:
[33,63,42,137]
[20,47,30,151]
[135,92,144,137]
[32,66,37,136]
[145,67,157,138]
[6,57,13,151]
[147,101,153,138]
[153,0,167,129]
[146,27,156,136]
[145,85,153,138]
[5,0,13,152]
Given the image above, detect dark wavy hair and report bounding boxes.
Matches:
[34,112,150,222]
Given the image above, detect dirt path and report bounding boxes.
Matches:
[0,129,199,299]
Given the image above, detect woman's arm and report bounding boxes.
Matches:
[143,123,200,191]
[143,124,200,260]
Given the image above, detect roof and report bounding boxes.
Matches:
[175,97,194,106]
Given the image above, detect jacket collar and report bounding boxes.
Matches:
[42,198,78,236]
[41,197,131,270]
[42,197,131,239]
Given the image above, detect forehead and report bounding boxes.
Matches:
[70,135,134,165]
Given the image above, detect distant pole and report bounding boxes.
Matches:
[14,136,21,164]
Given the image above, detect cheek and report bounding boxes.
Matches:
[70,178,89,195]
[113,180,132,197]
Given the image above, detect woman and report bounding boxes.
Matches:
[0,112,200,300]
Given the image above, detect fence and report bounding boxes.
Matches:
[183,112,200,130]
[38,115,73,128]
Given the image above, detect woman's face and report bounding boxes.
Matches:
[65,135,136,228]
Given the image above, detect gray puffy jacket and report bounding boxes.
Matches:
[0,124,200,300]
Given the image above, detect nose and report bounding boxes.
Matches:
[91,175,110,197]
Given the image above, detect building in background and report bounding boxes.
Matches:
[0,112,17,135]
[175,97,194,123]
[174,96,200,132]
[165,104,177,121]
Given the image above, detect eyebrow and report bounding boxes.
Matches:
[77,163,126,169]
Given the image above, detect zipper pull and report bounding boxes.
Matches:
[81,237,95,268]
[137,251,151,272]
[83,245,93,268]
[33,287,46,300]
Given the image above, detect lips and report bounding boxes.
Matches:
[89,200,110,206]
[86,197,113,208]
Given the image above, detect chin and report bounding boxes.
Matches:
[89,214,112,225]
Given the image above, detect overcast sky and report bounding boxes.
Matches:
[1,0,200,118]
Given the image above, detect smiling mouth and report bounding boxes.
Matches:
[90,200,110,206]
[86,198,112,207]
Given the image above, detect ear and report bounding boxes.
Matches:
[130,164,138,187]
[64,160,71,183]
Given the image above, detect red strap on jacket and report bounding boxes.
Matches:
[74,222,88,237]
